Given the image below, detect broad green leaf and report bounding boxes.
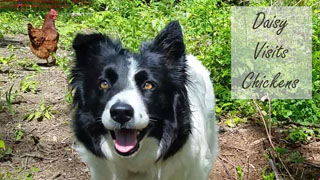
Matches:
[0,140,5,150]
[225,119,235,128]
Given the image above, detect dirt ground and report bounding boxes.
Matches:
[0,35,319,180]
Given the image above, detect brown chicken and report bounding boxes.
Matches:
[27,9,59,65]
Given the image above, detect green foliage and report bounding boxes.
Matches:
[65,88,73,105]
[0,166,39,180]
[274,147,288,156]
[56,55,72,77]
[24,99,54,121]
[262,169,275,180]
[0,139,12,158]
[6,44,18,52]
[0,171,12,180]
[0,139,10,163]
[236,166,244,180]
[271,100,319,124]
[225,116,247,127]
[24,167,39,180]
[0,54,16,65]
[18,58,41,72]
[314,128,320,138]
[4,85,18,116]
[20,75,38,94]
[57,55,73,106]
[15,130,23,142]
[287,127,313,143]
[290,151,304,163]
[15,123,23,142]
[0,11,27,34]
[0,139,5,150]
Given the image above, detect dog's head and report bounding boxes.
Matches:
[71,21,191,160]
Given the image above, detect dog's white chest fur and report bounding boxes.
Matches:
[75,55,218,180]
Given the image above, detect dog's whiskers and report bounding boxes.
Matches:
[148,116,162,125]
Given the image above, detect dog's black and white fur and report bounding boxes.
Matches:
[71,21,218,180]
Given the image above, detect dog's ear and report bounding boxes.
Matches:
[142,21,186,66]
[73,33,105,50]
[72,33,106,67]
[73,33,122,67]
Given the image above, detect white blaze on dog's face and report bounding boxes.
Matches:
[101,57,149,155]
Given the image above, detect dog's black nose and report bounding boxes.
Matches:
[110,103,134,124]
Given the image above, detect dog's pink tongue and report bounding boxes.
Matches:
[114,129,137,153]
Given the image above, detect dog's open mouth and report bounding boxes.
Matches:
[110,128,148,156]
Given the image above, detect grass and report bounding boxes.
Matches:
[4,85,18,116]
[20,74,38,94]
[24,99,54,121]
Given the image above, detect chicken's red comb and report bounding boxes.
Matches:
[50,9,57,15]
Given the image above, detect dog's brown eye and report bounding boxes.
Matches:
[143,82,154,90]
[99,81,110,90]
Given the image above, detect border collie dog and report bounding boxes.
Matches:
[71,21,218,180]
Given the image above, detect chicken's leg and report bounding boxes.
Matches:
[51,55,56,65]
[49,52,57,66]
